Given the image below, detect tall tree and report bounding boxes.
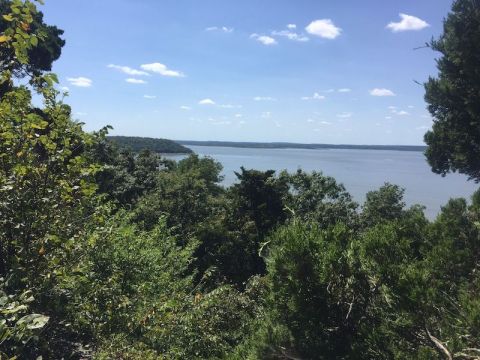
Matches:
[424,0,480,182]
[0,0,65,81]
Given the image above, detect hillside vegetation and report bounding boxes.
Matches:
[108,136,193,154]
[1,1,479,359]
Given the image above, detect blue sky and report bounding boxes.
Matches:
[41,0,453,145]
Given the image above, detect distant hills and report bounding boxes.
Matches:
[107,137,427,153]
[108,136,193,154]
[177,140,427,152]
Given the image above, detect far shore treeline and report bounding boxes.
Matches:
[108,136,193,154]
[177,140,427,152]
[1,0,479,359]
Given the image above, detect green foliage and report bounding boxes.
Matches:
[424,0,480,181]
[1,1,479,358]
[0,0,64,92]
[281,169,359,228]
[253,222,369,359]
[133,154,224,234]
[0,85,100,292]
[0,278,49,358]
[108,135,193,154]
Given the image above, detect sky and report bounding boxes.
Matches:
[41,0,454,145]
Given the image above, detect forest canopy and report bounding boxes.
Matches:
[108,136,193,154]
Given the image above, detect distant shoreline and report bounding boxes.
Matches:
[176,140,426,152]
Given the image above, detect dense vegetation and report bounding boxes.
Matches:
[424,0,480,181]
[108,136,193,154]
[177,140,426,152]
[0,1,479,359]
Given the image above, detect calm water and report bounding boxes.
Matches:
[165,145,478,220]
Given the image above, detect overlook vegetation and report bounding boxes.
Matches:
[0,1,479,359]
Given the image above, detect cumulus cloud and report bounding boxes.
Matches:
[337,112,352,118]
[301,92,326,100]
[370,88,396,97]
[387,14,430,32]
[198,98,216,105]
[254,96,277,101]
[250,33,277,45]
[305,19,342,39]
[271,29,309,42]
[108,64,149,76]
[140,62,185,77]
[219,104,242,109]
[126,78,147,84]
[287,24,297,29]
[67,77,92,88]
[206,26,234,33]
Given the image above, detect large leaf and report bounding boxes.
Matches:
[17,314,49,329]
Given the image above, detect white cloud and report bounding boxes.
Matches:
[337,112,352,118]
[75,112,87,116]
[307,118,315,123]
[126,78,147,84]
[305,19,342,39]
[387,14,430,32]
[408,105,415,109]
[67,77,92,88]
[302,92,326,100]
[388,106,397,110]
[416,125,430,130]
[235,113,243,118]
[254,96,277,101]
[320,121,332,125]
[261,111,272,119]
[219,104,242,109]
[239,120,246,125]
[395,110,410,116]
[180,106,191,110]
[250,34,277,45]
[370,88,396,97]
[60,86,69,92]
[206,26,234,33]
[271,30,309,42]
[108,64,149,76]
[385,116,392,120]
[199,98,216,105]
[140,62,185,77]
[338,88,351,93]
[287,24,297,29]
[144,95,156,99]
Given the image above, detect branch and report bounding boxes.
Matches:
[426,327,452,360]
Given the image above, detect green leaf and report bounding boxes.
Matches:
[2,14,14,22]
[30,36,38,47]
[17,314,49,329]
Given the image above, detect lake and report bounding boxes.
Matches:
[165,145,478,220]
